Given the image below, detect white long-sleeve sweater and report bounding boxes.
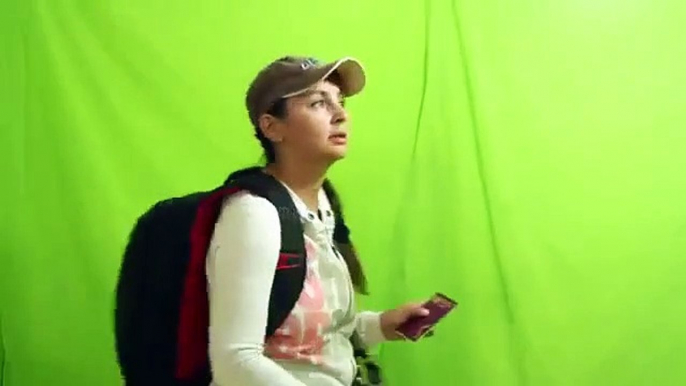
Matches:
[205,181,386,386]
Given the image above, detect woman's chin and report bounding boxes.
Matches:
[323,148,348,163]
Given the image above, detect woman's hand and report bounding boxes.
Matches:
[379,302,430,340]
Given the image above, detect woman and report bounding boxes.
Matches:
[205,56,428,386]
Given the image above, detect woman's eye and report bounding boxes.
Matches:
[311,100,325,107]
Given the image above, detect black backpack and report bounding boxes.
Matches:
[114,167,383,385]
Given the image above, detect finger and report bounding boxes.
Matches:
[408,301,426,309]
[402,302,428,313]
[412,306,430,316]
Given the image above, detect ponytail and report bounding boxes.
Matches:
[322,179,368,295]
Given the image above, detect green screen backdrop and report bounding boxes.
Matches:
[2,1,686,385]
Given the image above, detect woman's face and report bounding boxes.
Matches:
[261,80,350,164]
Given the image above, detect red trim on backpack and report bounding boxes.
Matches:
[276,252,303,270]
[175,186,241,380]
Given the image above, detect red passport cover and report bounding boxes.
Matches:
[395,293,458,341]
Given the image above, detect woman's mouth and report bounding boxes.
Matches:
[329,132,347,144]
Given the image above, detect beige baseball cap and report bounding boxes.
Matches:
[245,56,366,127]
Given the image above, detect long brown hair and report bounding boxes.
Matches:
[322,179,368,294]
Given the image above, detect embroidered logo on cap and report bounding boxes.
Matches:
[301,58,320,70]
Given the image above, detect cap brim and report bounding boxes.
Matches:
[283,57,366,98]
[324,57,366,97]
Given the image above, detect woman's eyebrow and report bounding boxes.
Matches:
[298,89,344,102]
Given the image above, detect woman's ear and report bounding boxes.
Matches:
[258,114,283,143]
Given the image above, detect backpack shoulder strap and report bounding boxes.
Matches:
[175,169,306,380]
[227,169,307,337]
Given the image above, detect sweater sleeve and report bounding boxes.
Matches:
[205,192,306,386]
[354,311,387,348]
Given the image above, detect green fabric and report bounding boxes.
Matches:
[3,0,686,385]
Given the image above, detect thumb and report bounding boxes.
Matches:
[406,304,430,317]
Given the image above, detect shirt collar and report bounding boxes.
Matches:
[276,180,334,224]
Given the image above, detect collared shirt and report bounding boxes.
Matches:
[206,180,385,386]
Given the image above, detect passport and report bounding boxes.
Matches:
[395,293,458,341]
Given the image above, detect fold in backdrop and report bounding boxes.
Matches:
[2,1,686,385]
